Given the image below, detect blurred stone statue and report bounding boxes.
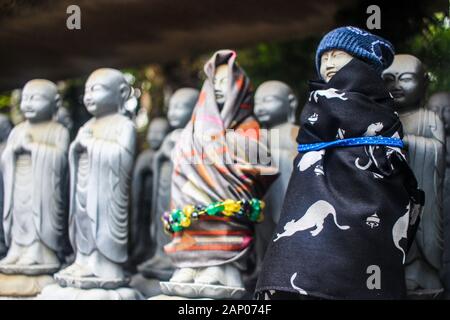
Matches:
[383,54,446,298]
[0,114,12,156]
[42,68,141,299]
[251,80,299,289]
[0,115,13,259]
[55,107,74,133]
[129,117,170,267]
[254,80,299,224]
[0,80,70,296]
[137,88,198,283]
[426,91,450,297]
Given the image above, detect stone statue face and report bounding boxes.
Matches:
[254,81,297,127]
[167,88,199,129]
[147,118,170,150]
[20,79,59,123]
[213,64,229,106]
[83,68,131,117]
[320,50,353,82]
[382,54,426,112]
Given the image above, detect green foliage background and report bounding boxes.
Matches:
[408,12,450,95]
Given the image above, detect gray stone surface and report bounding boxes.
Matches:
[0,79,70,275]
[251,81,299,292]
[129,118,170,268]
[0,263,60,276]
[0,115,12,259]
[138,88,198,281]
[59,68,136,284]
[160,281,246,300]
[383,55,446,296]
[426,91,450,297]
[38,283,143,300]
[129,273,162,298]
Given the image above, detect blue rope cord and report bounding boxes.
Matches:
[298,136,404,152]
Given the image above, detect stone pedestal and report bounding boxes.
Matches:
[159,281,246,300]
[0,273,55,297]
[37,284,143,300]
[129,273,162,298]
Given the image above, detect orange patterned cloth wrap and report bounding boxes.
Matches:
[164,50,278,268]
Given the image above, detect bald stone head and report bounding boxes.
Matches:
[167,88,199,129]
[382,54,427,112]
[20,79,61,123]
[147,117,170,150]
[83,68,132,117]
[254,81,298,127]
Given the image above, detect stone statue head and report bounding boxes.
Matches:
[382,54,427,112]
[147,117,170,150]
[254,81,298,127]
[167,88,199,129]
[83,68,132,117]
[213,64,229,109]
[426,92,450,133]
[0,114,12,142]
[319,50,353,83]
[20,79,61,123]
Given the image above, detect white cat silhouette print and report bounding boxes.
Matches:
[392,204,410,264]
[297,150,325,172]
[308,113,319,125]
[355,145,379,171]
[290,273,308,295]
[336,128,346,139]
[274,200,350,241]
[314,165,324,176]
[309,88,348,103]
[364,122,383,136]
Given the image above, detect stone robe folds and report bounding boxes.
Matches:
[2,122,69,252]
[69,114,136,263]
[401,108,446,291]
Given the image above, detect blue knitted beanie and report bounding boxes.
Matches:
[316,26,395,78]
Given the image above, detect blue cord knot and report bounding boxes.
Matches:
[298,136,404,152]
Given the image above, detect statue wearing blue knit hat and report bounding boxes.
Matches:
[255,26,423,300]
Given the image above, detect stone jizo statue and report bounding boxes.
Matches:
[425,91,450,297]
[0,79,70,275]
[383,54,446,298]
[254,80,299,223]
[54,68,137,290]
[137,88,198,282]
[0,114,12,259]
[250,81,300,292]
[129,117,170,267]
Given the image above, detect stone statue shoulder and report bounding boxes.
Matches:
[7,122,28,140]
[77,117,96,133]
[273,122,299,150]
[3,122,32,151]
[160,129,182,157]
[425,109,445,144]
[107,113,136,134]
[40,120,70,143]
[401,108,445,143]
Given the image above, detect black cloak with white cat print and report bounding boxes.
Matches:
[255,58,422,300]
